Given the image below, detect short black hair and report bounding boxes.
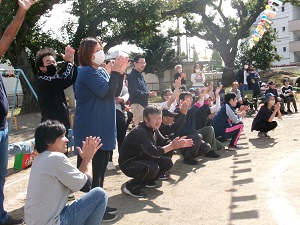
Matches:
[224,92,237,103]
[161,89,171,101]
[179,92,193,100]
[143,105,162,121]
[35,48,56,72]
[34,120,66,153]
[133,54,145,63]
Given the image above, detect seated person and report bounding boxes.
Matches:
[174,91,211,165]
[251,93,282,139]
[211,93,245,150]
[25,120,107,225]
[189,88,198,103]
[228,81,243,109]
[265,81,287,115]
[280,78,298,113]
[160,77,181,112]
[119,105,193,198]
[260,82,268,96]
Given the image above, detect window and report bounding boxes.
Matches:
[282,6,285,12]
[282,27,285,32]
[274,28,277,32]
[283,47,286,52]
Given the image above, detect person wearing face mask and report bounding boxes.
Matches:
[251,93,282,139]
[173,64,187,91]
[35,46,77,154]
[159,78,181,112]
[74,37,129,222]
[191,64,205,88]
[235,64,249,97]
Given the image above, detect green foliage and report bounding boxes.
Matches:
[235,30,281,70]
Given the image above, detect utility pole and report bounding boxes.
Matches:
[177,18,181,56]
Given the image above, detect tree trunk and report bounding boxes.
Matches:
[221,67,235,87]
[157,73,165,94]
[8,48,39,114]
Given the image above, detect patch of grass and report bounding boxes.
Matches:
[148,96,162,103]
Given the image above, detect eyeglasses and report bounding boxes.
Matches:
[137,62,147,65]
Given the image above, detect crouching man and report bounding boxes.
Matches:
[119,105,193,198]
[25,120,107,225]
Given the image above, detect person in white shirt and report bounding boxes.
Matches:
[159,78,181,112]
[191,64,205,88]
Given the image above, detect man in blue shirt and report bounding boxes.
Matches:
[127,55,157,126]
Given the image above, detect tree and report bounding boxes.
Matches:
[163,0,269,86]
[136,34,180,93]
[235,30,281,70]
[191,45,199,62]
[210,49,223,71]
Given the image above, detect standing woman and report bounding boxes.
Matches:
[251,93,282,139]
[74,37,129,222]
[191,64,205,88]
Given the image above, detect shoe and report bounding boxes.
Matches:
[295,109,298,113]
[264,132,271,139]
[183,158,198,165]
[204,151,220,158]
[159,173,171,180]
[68,193,75,201]
[123,186,146,198]
[287,109,293,113]
[1,215,23,225]
[102,212,117,222]
[228,145,243,151]
[258,131,266,139]
[145,181,157,188]
[106,161,116,170]
[280,110,288,115]
[106,206,117,214]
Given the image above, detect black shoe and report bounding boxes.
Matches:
[106,206,117,214]
[204,151,220,158]
[123,185,146,198]
[102,212,117,222]
[183,158,198,165]
[68,193,75,201]
[280,110,288,115]
[2,216,23,225]
[295,109,298,113]
[287,109,293,113]
[145,181,157,188]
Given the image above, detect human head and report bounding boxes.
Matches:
[161,89,172,101]
[265,93,275,103]
[232,81,239,90]
[283,78,289,85]
[143,105,162,130]
[193,64,201,73]
[78,37,103,67]
[35,48,57,75]
[34,120,67,154]
[224,92,237,107]
[261,82,267,88]
[269,81,276,89]
[244,64,248,70]
[179,92,193,107]
[174,64,182,73]
[189,88,196,97]
[162,109,177,125]
[133,54,146,72]
[248,64,255,71]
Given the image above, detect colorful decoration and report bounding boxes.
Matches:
[247,0,283,49]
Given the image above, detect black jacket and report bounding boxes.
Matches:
[159,113,186,139]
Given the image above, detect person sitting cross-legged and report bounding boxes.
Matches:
[251,93,282,139]
[119,105,193,198]
[25,120,107,225]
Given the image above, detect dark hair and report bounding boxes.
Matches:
[193,64,201,73]
[133,54,145,63]
[34,120,66,153]
[35,48,56,72]
[224,92,237,103]
[78,37,103,66]
[143,105,162,121]
[179,92,193,100]
[161,89,171,101]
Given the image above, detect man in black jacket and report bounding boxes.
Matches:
[35,46,77,156]
[119,105,193,198]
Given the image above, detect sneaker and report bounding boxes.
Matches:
[295,109,298,113]
[264,132,271,139]
[106,206,117,214]
[2,215,23,225]
[159,173,171,180]
[228,145,243,151]
[102,212,117,222]
[145,181,157,188]
[106,161,116,170]
[204,151,220,158]
[183,158,198,165]
[68,193,75,201]
[287,109,293,113]
[258,131,266,139]
[280,110,288,115]
[123,186,146,198]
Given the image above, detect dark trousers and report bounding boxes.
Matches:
[181,133,211,160]
[253,121,277,132]
[222,123,244,147]
[126,111,133,127]
[77,150,110,188]
[120,156,173,192]
[283,96,297,111]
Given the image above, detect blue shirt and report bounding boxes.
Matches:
[74,66,121,151]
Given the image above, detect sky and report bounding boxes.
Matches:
[41,1,234,60]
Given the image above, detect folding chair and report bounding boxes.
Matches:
[242,90,257,116]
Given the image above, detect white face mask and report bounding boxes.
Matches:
[92,50,105,65]
[205,94,210,99]
[244,65,249,69]
[191,93,195,97]
[269,100,275,105]
[178,69,182,73]
[195,69,200,73]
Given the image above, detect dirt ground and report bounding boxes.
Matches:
[4,104,300,225]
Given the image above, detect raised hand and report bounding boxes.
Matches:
[61,45,75,64]
[76,136,102,161]
[179,101,188,115]
[111,55,130,75]
[174,77,181,90]
[18,0,36,11]
[171,136,193,149]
